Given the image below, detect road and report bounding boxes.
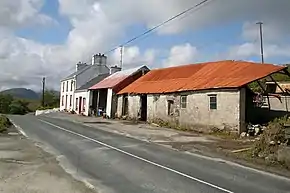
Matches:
[9,114,290,193]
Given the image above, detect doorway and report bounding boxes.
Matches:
[140,94,147,121]
[122,95,129,116]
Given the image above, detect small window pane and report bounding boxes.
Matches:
[209,95,217,110]
[180,95,187,109]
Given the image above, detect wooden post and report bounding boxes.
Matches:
[96,90,100,116]
[257,80,271,109]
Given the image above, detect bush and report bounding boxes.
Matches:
[252,117,288,160]
[9,100,29,115]
[0,115,12,133]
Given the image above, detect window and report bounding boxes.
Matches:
[180,95,187,109]
[167,100,174,116]
[66,81,69,92]
[69,95,72,107]
[209,95,217,110]
[62,82,65,92]
[71,80,74,91]
[83,98,86,112]
[75,98,78,111]
[61,96,64,106]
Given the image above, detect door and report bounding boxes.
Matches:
[122,95,129,116]
[140,94,147,121]
[79,97,82,114]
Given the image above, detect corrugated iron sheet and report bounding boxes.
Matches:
[89,65,148,90]
[118,60,286,94]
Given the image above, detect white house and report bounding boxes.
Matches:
[60,54,110,112]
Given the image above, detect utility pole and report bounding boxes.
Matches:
[120,46,123,69]
[256,22,264,64]
[42,77,45,107]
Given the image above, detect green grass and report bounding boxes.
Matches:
[0,115,12,133]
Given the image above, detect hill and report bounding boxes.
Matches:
[0,88,40,100]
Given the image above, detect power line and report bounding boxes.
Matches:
[104,0,213,54]
[39,0,214,79]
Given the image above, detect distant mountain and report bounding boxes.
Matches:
[0,88,40,100]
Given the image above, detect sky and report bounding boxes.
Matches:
[1,0,290,91]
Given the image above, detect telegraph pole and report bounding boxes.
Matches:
[120,46,123,69]
[256,22,264,64]
[42,77,45,107]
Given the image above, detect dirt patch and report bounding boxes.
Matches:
[0,129,96,193]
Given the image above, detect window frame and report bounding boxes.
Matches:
[75,98,78,111]
[83,98,86,112]
[180,95,187,109]
[61,96,64,106]
[70,80,74,91]
[66,81,69,92]
[69,95,72,107]
[208,94,217,110]
[62,82,65,92]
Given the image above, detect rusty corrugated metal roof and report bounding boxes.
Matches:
[118,60,286,94]
[89,65,148,90]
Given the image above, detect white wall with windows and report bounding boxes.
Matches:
[60,78,75,112]
[74,91,90,116]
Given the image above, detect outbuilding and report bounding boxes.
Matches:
[89,65,149,118]
[117,60,287,133]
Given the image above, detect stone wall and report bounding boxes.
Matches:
[128,95,140,119]
[116,95,123,118]
[147,89,242,132]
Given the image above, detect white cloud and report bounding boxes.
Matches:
[163,43,198,67]
[110,46,157,69]
[228,42,290,61]
[0,0,54,28]
[1,0,290,91]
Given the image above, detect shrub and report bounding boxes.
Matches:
[252,117,287,159]
[9,100,29,115]
[0,115,12,133]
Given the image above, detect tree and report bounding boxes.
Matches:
[9,100,29,115]
[43,90,59,108]
[0,94,13,114]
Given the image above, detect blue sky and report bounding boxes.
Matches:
[15,0,251,61]
[1,0,290,90]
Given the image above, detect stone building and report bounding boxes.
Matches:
[117,60,287,133]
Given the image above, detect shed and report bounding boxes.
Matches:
[118,60,286,133]
[89,65,149,118]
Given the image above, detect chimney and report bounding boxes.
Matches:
[91,53,107,66]
[76,62,87,71]
[110,65,122,74]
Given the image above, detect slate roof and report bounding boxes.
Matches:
[61,65,91,81]
[75,73,110,92]
[118,60,286,94]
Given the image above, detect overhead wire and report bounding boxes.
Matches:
[39,0,215,79]
[104,0,213,54]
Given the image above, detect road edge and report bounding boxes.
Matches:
[8,117,98,193]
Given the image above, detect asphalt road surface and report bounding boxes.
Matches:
[9,114,290,193]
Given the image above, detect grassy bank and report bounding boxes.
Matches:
[0,115,12,133]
